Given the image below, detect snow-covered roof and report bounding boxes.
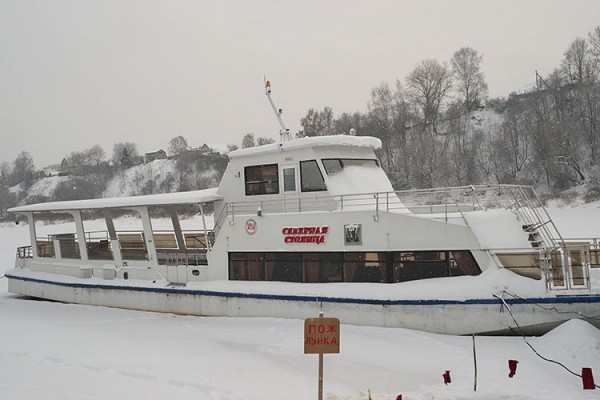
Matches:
[228,135,382,159]
[8,188,222,213]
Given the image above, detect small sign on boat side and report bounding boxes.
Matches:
[304,317,340,354]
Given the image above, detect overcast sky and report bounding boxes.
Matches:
[1,0,599,168]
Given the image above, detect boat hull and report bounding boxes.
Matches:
[7,273,600,335]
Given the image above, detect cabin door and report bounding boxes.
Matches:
[548,245,591,290]
[167,265,187,284]
[281,164,299,212]
[566,244,590,289]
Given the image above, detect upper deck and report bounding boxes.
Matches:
[217,135,401,213]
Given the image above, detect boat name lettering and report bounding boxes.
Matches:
[282,226,328,245]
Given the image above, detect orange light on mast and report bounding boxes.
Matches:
[265,80,272,93]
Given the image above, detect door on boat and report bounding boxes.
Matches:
[281,164,299,212]
[549,250,567,289]
[548,244,591,289]
[566,243,590,288]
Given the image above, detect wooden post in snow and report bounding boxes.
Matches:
[473,334,478,391]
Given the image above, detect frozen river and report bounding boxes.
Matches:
[1,215,600,399]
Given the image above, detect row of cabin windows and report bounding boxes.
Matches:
[244,158,378,196]
[229,251,481,283]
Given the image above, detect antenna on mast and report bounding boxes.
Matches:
[265,78,291,141]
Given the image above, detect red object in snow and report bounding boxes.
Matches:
[396,396,402,400]
[582,368,596,390]
[508,359,519,378]
[443,370,451,385]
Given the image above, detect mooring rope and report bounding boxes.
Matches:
[493,291,600,388]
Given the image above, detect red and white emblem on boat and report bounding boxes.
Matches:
[245,219,257,235]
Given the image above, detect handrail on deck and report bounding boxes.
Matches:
[215,184,565,251]
[217,184,537,214]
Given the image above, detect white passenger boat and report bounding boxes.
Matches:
[6,84,600,335]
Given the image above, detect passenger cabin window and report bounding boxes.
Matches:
[300,160,327,192]
[229,250,481,283]
[322,158,379,175]
[245,164,279,196]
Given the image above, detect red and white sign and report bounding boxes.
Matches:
[304,317,340,354]
[245,219,257,235]
[282,226,328,244]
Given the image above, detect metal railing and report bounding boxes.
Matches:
[16,246,32,259]
[213,184,562,241]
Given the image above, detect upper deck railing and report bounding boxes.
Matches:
[213,184,565,250]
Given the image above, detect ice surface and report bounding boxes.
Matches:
[2,209,600,399]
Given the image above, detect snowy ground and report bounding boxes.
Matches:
[2,213,600,399]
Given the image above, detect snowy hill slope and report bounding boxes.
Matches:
[12,155,225,206]
[104,159,179,197]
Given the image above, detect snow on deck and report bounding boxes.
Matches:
[8,188,222,213]
[228,135,381,158]
[465,209,532,250]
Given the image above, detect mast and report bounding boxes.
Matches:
[265,79,291,141]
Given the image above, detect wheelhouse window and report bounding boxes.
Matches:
[245,164,279,196]
[322,158,379,175]
[300,160,327,192]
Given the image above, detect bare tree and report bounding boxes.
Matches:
[168,135,189,156]
[241,133,255,149]
[334,112,364,136]
[299,107,335,137]
[86,145,106,166]
[0,185,17,217]
[0,161,11,187]
[257,137,275,146]
[589,26,600,63]
[406,59,453,134]
[562,38,590,84]
[366,82,407,172]
[65,145,106,172]
[112,142,140,167]
[451,47,488,112]
[12,151,35,189]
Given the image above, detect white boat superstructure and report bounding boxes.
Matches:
[6,93,600,335]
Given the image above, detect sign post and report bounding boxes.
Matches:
[304,312,340,400]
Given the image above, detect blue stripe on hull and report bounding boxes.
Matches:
[7,273,600,306]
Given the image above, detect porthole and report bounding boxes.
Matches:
[192,269,200,276]
[123,271,129,280]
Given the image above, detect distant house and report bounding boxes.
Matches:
[145,149,167,163]
[199,143,212,153]
[59,158,71,176]
[175,144,214,160]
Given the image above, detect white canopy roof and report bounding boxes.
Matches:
[8,188,222,213]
